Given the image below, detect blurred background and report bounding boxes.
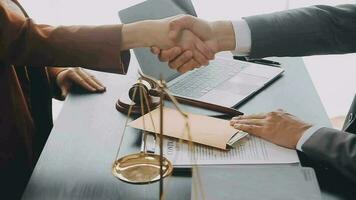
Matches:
[19,0,356,128]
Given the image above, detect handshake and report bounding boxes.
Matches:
[122,15,236,73]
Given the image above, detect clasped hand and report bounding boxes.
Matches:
[122,15,234,73]
[149,15,235,73]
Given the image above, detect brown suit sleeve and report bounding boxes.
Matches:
[0,2,130,74]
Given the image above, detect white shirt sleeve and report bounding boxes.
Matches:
[231,19,252,56]
[296,126,322,151]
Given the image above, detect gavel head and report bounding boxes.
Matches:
[116,76,160,115]
[128,78,155,105]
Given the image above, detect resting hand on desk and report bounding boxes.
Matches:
[230,110,312,149]
[151,15,236,72]
[56,68,105,100]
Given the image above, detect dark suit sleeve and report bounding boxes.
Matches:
[302,127,356,181]
[244,4,356,58]
[0,1,130,74]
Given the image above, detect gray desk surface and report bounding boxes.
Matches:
[23,57,345,200]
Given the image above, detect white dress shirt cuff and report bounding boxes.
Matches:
[296,126,322,151]
[231,19,252,56]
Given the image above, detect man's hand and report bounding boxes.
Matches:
[121,16,215,72]
[56,68,105,100]
[151,15,236,72]
[230,109,312,149]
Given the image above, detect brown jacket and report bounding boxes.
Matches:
[0,0,130,198]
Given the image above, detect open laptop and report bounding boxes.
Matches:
[119,0,284,108]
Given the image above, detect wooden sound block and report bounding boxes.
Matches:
[116,93,160,115]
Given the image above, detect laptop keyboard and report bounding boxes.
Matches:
[169,59,248,98]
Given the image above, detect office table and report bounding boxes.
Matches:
[22,57,352,200]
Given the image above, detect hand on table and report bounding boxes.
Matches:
[151,15,236,72]
[56,67,105,100]
[230,109,312,149]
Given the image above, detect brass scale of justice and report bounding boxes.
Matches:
[112,71,242,199]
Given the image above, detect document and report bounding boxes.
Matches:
[145,134,299,165]
[192,166,322,200]
[128,107,247,150]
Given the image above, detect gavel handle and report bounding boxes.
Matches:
[149,90,243,117]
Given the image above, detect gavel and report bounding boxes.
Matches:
[128,77,157,105]
[117,76,243,117]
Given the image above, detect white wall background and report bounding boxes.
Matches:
[18,0,356,120]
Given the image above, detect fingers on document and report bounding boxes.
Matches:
[231,119,265,126]
[233,124,262,136]
[232,113,267,121]
[230,114,267,136]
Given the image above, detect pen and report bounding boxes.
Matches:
[233,56,281,67]
[248,59,280,66]
[251,60,280,67]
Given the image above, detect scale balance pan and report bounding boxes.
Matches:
[112,152,173,184]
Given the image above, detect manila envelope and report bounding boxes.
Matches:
[128,107,240,150]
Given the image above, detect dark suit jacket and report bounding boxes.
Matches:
[0,0,130,199]
[244,4,356,181]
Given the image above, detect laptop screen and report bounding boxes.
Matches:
[119,0,197,81]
